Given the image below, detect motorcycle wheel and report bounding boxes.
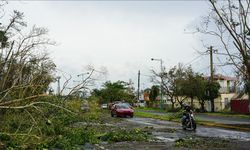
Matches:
[192,120,196,130]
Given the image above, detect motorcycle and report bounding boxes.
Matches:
[182,111,196,131]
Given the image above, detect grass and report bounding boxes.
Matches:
[202,112,250,119]
[136,107,250,119]
[135,107,165,112]
[134,111,181,121]
[175,137,229,149]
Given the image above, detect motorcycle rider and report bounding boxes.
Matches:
[181,104,192,126]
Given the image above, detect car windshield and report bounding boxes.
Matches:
[116,104,129,109]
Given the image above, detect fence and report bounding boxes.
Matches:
[231,100,250,114]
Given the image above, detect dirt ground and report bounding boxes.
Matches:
[93,111,250,150]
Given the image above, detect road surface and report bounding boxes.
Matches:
[92,115,250,150]
[126,117,250,142]
[137,109,250,125]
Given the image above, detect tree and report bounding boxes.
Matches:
[0,7,82,147]
[204,81,221,112]
[149,85,160,107]
[152,63,188,109]
[193,76,207,112]
[180,67,204,109]
[91,80,136,104]
[0,10,56,106]
[196,0,250,97]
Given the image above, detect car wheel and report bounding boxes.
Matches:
[111,112,114,117]
[130,115,133,118]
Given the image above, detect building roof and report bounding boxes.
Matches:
[204,74,237,81]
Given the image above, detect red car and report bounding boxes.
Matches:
[111,103,134,118]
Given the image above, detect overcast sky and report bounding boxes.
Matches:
[4,0,230,91]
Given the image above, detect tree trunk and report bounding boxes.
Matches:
[211,99,215,112]
[200,100,205,112]
[191,97,194,109]
[171,102,175,110]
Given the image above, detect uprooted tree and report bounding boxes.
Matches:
[0,9,58,107]
[0,8,91,149]
[0,6,111,149]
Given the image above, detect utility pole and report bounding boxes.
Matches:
[208,46,217,112]
[209,46,214,81]
[137,70,140,102]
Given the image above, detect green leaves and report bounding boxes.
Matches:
[99,128,148,142]
[92,81,136,104]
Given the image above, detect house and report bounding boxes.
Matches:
[205,74,238,111]
[183,74,238,112]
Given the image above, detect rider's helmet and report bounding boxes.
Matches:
[182,103,191,112]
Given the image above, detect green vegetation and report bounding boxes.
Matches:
[0,97,94,149]
[175,137,229,149]
[134,111,182,121]
[91,80,136,104]
[0,5,150,149]
[0,97,151,149]
[136,107,165,112]
[203,112,250,119]
[152,64,220,112]
[98,128,148,143]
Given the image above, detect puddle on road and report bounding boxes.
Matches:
[153,131,180,142]
[126,118,178,128]
[155,136,176,142]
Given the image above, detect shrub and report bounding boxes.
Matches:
[99,128,148,142]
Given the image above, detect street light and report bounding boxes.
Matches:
[151,58,163,110]
[56,76,61,96]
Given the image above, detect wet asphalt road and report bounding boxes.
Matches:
[126,117,250,142]
[137,110,250,125]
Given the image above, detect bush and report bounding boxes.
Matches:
[0,96,101,149]
[49,128,98,149]
[99,128,148,142]
[166,107,182,112]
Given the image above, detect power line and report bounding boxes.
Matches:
[184,54,204,67]
[197,65,210,73]
[216,57,229,76]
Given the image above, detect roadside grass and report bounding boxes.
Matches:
[175,137,229,149]
[134,111,181,121]
[202,112,250,119]
[135,107,165,112]
[136,107,250,119]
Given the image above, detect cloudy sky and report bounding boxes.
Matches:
[4,0,229,91]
